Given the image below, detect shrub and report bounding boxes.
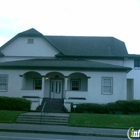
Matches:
[71,100,140,114]
[0,96,31,111]
[115,100,140,113]
[72,103,109,114]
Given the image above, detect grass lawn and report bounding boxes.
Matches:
[0,110,24,123]
[69,113,140,129]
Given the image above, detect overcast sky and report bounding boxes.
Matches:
[0,0,140,54]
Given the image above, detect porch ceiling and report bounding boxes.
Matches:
[0,59,131,72]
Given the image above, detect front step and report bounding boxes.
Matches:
[16,113,69,125]
[36,98,65,113]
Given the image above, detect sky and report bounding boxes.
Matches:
[0,0,140,54]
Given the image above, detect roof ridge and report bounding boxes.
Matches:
[18,28,43,37]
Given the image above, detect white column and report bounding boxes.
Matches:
[42,76,45,98]
[19,75,23,96]
[64,77,68,98]
[87,77,91,92]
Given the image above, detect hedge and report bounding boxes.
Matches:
[0,96,31,111]
[71,100,140,114]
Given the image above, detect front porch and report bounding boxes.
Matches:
[20,71,90,111]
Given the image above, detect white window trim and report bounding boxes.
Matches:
[70,79,81,91]
[101,77,113,95]
[0,75,8,92]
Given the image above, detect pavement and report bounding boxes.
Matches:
[0,123,128,138]
[0,112,128,138]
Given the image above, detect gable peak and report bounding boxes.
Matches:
[18,28,43,37]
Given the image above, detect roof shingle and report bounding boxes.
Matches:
[46,36,128,57]
[0,28,129,57]
[0,59,131,72]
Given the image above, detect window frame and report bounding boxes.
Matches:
[34,78,42,90]
[0,75,8,92]
[70,79,81,91]
[27,38,34,44]
[134,59,140,70]
[101,77,113,95]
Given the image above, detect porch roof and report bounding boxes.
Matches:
[0,59,131,72]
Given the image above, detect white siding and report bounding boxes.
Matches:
[1,37,59,57]
[0,69,127,102]
[87,71,126,104]
[124,59,140,99]
[0,69,127,110]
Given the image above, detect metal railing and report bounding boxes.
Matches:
[40,101,52,124]
[40,102,46,124]
[41,102,47,116]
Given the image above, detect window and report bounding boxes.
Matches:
[71,80,80,91]
[0,75,8,91]
[27,38,34,44]
[34,79,42,90]
[134,59,140,69]
[102,77,113,94]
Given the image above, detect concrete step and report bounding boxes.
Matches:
[36,98,65,113]
[16,113,69,125]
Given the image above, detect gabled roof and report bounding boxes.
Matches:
[18,28,43,37]
[0,28,128,58]
[0,59,131,72]
[0,28,63,54]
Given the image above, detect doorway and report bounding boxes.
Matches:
[50,79,63,99]
[127,79,134,100]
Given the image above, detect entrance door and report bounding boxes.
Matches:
[127,79,134,100]
[51,79,63,98]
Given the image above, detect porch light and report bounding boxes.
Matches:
[46,77,49,80]
[55,75,59,78]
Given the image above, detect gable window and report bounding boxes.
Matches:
[134,59,140,69]
[27,38,34,44]
[0,75,8,91]
[71,79,80,91]
[102,77,113,94]
[34,79,42,90]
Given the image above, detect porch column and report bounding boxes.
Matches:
[19,75,23,90]
[64,76,68,98]
[42,76,45,98]
[87,76,91,92]
[19,75,23,96]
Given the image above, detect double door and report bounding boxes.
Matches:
[50,79,63,98]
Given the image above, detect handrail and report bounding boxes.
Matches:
[40,102,47,124]
[41,101,47,116]
[40,101,52,124]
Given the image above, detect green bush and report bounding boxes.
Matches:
[115,100,140,112]
[0,96,31,111]
[72,103,109,114]
[71,100,140,114]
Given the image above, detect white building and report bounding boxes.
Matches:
[0,28,139,111]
